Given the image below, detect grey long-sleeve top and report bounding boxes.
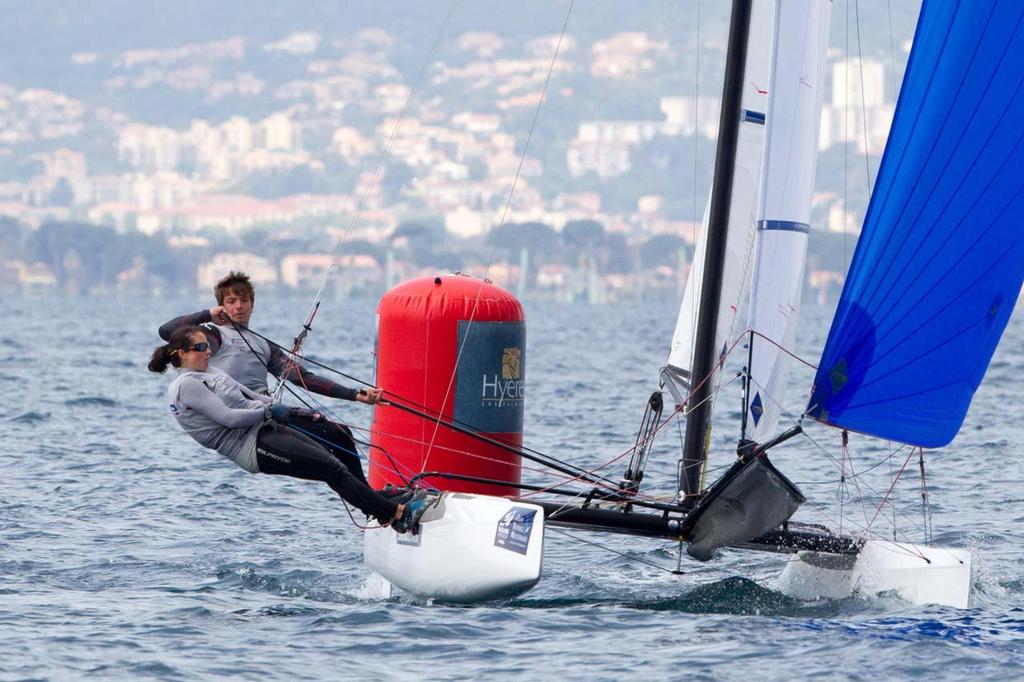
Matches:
[167,369,272,472]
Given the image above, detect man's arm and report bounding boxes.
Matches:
[266,347,361,401]
[157,309,223,352]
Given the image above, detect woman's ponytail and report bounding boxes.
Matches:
[148,345,174,373]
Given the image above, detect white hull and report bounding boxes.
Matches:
[776,540,972,608]
[363,492,544,602]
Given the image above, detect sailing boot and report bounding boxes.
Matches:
[391,490,432,534]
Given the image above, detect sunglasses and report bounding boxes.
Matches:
[182,342,210,353]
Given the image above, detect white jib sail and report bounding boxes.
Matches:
[745,0,831,443]
[665,0,774,399]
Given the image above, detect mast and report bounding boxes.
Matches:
[678,0,752,505]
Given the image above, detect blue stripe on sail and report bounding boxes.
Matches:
[757,220,809,233]
[807,0,1024,448]
[742,109,766,125]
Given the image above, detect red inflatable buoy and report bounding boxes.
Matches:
[369,275,525,496]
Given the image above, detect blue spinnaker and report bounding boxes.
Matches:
[807,0,1024,447]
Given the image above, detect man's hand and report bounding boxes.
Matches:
[210,306,232,325]
[356,387,386,405]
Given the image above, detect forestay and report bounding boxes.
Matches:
[744,0,831,443]
[664,0,772,399]
[808,0,1024,447]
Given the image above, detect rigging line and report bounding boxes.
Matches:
[543,486,600,519]
[814,502,931,563]
[516,409,687,500]
[786,428,934,547]
[340,499,376,531]
[843,0,850,271]
[420,0,575,476]
[547,527,683,576]
[884,0,900,103]
[302,0,462,306]
[272,1,463,404]
[843,40,1024,349]
[843,2,966,280]
[213,325,420,485]
[748,329,818,370]
[853,0,875,192]
[225,319,316,410]
[793,442,908,484]
[841,3,1006,333]
[837,5,966,310]
[392,397,624,490]
[518,371,744,501]
[519,372,745,502]
[286,420,419,483]
[750,374,904,529]
[867,446,915,530]
[271,299,321,403]
[889,440,898,540]
[797,429,930,540]
[840,124,1024,353]
[688,0,702,344]
[218,322,610,483]
[837,434,847,533]
[793,480,929,560]
[799,426,890,506]
[917,447,933,545]
[348,422,633,491]
[779,364,973,535]
[839,432,873,531]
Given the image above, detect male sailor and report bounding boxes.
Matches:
[158,270,382,485]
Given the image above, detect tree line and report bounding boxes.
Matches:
[0,214,693,292]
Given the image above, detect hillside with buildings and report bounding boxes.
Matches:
[0,2,918,302]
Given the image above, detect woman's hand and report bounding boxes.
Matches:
[356,387,386,405]
[268,405,325,424]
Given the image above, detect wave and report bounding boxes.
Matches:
[485,577,820,616]
[64,397,118,407]
[11,411,50,423]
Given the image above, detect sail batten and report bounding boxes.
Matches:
[808,0,1024,447]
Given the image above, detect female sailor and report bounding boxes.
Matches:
[148,325,427,533]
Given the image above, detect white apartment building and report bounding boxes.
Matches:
[259,113,295,151]
[221,116,253,152]
[197,253,278,290]
[117,124,181,172]
[566,140,631,178]
[819,58,895,155]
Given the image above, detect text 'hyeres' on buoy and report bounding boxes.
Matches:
[370,274,525,496]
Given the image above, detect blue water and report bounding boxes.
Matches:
[3,292,1024,679]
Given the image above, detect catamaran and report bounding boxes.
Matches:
[303,0,1023,608]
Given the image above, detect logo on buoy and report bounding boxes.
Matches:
[482,346,525,407]
[455,320,526,432]
[502,347,521,380]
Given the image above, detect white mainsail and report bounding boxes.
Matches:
[744,0,831,443]
[664,0,773,400]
